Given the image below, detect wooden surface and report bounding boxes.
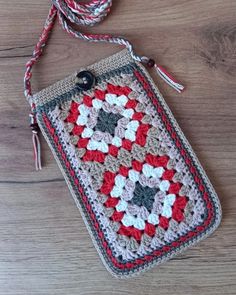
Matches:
[0,0,235,294]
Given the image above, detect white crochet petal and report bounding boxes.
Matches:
[87,140,98,150]
[127,120,139,131]
[115,175,126,188]
[128,170,140,183]
[78,104,89,114]
[112,136,122,147]
[152,167,165,178]
[105,93,117,105]
[92,98,103,109]
[116,200,128,212]
[81,127,93,138]
[162,205,172,218]
[164,194,176,206]
[159,180,170,192]
[110,186,123,198]
[142,163,154,178]
[122,109,134,119]
[76,115,88,125]
[122,214,135,227]
[117,94,128,106]
[133,217,145,230]
[99,141,109,153]
[125,129,136,141]
[148,213,159,225]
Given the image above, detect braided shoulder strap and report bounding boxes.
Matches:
[24,0,184,170]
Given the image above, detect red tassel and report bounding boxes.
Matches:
[154,64,185,93]
[144,58,185,93]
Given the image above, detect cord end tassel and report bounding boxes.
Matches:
[30,114,42,171]
[155,64,185,93]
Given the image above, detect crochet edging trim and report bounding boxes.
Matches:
[34,49,222,278]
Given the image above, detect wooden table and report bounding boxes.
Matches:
[0,1,235,294]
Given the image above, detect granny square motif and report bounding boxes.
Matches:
[33,49,221,277]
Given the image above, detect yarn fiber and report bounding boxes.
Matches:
[24,0,145,100]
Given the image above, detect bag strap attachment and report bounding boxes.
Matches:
[24,0,184,170]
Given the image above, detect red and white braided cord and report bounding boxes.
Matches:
[24,0,148,100]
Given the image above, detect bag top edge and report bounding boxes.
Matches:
[32,49,133,106]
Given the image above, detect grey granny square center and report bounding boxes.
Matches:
[95,109,122,136]
[131,183,158,212]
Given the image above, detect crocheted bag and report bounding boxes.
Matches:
[24,1,221,278]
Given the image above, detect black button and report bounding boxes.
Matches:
[75,70,95,91]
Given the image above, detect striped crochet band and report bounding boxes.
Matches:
[24,0,184,170]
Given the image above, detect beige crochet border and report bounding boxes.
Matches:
[33,49,222,278]
[33,50,133,106]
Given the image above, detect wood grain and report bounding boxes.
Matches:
[0,0,235,294]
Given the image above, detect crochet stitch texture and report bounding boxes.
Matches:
[33,49,221,277]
